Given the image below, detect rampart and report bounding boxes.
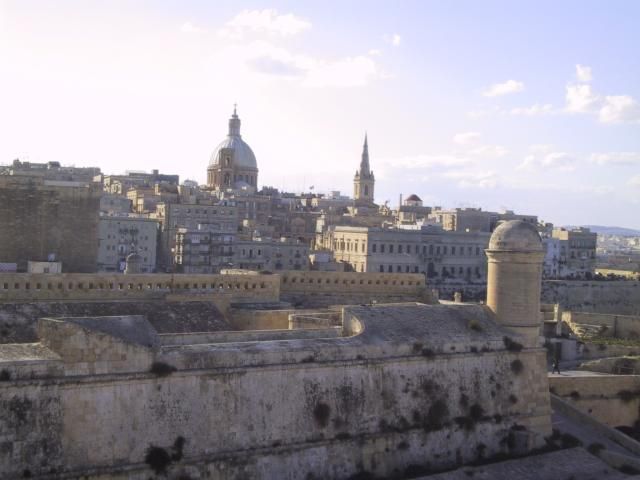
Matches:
[563,311,640,339]
[0,304,550,479]
[279,271,433,307]
[549,374,640,428]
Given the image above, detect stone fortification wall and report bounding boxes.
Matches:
[280,271,433,307]
[563,311,640,339]
[0,301,230,343]
[0,304,550,479]
[0,272,280,303]
[542,280,640,315]
[0,176,100,272]
[159,327,342,345]
[549,374,640,427]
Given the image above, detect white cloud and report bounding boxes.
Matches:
[482,79,524,97]
[453,131,481,145]
[380,154,473,170]
[629,175,640,187]
[180,22,205,34]
[591,152,640,166]
[599,95,640,124]
[384,33,401,46]
[510,104,555,116]
[518,149,577,171]
[303,55,378,88]
[576,64,592,82]
[565,83,599,113]
[441,170,499,189]
[368,49,381,56]
[209,40,380,88]
[468,144,508,158]
[219,9,311,39]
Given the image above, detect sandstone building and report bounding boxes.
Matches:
[317,224,490,279]
[0,175,100,272]
[97,215,159,273]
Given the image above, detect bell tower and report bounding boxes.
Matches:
[353,133,375,206]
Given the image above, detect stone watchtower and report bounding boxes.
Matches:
[353,134,375,206]
[485,220,545,347]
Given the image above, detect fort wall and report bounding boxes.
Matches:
[563,311,640,338]
[549,374,640,427]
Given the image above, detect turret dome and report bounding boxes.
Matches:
[488,220,543,252]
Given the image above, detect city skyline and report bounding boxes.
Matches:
[1,1,639,228]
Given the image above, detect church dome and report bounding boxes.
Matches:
[208,107,257,169]
[488,220,543,252]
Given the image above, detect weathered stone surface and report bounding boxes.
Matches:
[0,301,230,343]
[0,303,551,479]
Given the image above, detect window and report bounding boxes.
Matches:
[452,246,456,255]
[390,244,394,254]
[379,265,384,272]
[372,244,377,253]
[399,245,403,254]
[381,244,385,253]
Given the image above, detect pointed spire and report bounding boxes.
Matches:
[359,132,370,176]
[228,104,241,137]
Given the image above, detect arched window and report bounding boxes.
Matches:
[364,185,369,196]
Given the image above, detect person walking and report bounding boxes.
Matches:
[552,355,561,375]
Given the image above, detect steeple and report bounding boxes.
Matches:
[359,132,371,176]
[228,104,241,137]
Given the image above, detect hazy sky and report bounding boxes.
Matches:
[1,1,639,228]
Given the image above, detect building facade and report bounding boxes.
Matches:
[174,226,235,273]
[155,199,238,270]
[233,238,309,272]
[0,175,100,272]
[552,227,597,278]
[97,215,159,272]
[318,225,490,280]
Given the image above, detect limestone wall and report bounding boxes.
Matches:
[0,273,280,303]
[280,271,433,307]
[0,301,231,344]
[542,280,640,315]
[0,305,551,479]
[563,311,640,338]
[549,374,640,427]
[159,327,342,345]
[0,350,549,479]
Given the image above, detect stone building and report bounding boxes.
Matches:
[155,199,238,270]
[100,169,179,195]
[318,224,490,279]
[97,215,159,272]
[353,134,375,206]
[429,207,537,233]
[6,158,101,183]
[552,227,597,278]
[206,106,259,191]
[174,225,235,273]
[233,237,309,271]
[0,175,100,272]
[398,194,431,224]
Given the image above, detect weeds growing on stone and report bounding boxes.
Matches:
[149,362,177,377]
[510,359,524,375]
[503,337,523,352]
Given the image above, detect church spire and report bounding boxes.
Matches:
[359,132,371,176]
[228,104,241,137]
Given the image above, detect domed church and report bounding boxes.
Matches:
[206,106,259,191]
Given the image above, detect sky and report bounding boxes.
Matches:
[1,1,639,228]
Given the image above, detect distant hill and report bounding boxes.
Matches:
[566,225,640,236]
